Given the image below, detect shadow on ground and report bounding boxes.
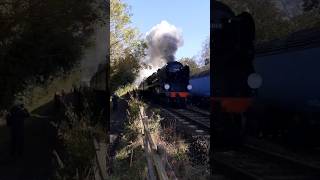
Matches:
[0,100,56,180]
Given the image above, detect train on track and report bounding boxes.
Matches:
[139,61,192,107]
[189,69,210,109]
[212,1,320,148]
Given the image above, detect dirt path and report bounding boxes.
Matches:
[0,102,55,180]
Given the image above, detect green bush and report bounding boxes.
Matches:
[127,98,142,122]
[123,120,140,143]
[63,124,95,178]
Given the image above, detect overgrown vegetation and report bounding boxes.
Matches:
[110,96,210,179]
[114,83,136,97]
[108,97,147,179]
[53,88,106,179]
[150,108,210,179]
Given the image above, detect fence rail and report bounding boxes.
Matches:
[139,106,177,180]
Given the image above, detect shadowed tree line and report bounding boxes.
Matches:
[220,0,320,42]
[0,0,108,109]
[179,36,210,76]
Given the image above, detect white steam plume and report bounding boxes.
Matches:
[135,20,183,86]
[80,23,108,85]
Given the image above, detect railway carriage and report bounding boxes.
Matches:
[189,70,210,109]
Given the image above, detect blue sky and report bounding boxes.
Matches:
[124,0,210,60]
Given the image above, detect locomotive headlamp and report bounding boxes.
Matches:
[164,84,170,90]
[247,73,263,89]
[187,84,192,90]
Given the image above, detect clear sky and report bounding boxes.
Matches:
[125,0,210,60]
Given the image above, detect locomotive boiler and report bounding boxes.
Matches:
[139,61,192,106]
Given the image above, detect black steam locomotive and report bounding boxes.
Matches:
[139,61,192,107]
[212,1,257,147]
[213,1,320,148]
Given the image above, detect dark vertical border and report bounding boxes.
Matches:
[106,0,111,174]
[210,0,214,177]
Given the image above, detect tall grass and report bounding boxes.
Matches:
[114,84,136,97]
[108,97,147,180]
[153,109,210,180]
[54,88,106,180]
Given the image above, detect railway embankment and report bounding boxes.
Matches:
[50,88,107,180]
[112,97,210,179]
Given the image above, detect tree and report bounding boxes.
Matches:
[179,57,201,76]
[110,0,146,92]
[299,0,320,29]
[303,0,319,12]
[0,0,107,108]
[200,37,210,65]
[220,0,292,42]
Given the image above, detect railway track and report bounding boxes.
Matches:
[245,137,320,173]
[160,106,210,136]
[214,144,320,180]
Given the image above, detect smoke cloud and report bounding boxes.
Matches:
[80,23,108,85]
[135,20,183,86]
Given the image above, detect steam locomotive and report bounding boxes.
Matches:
[212,1,261,147]
[213,1,320,147]
[139,61,192,107]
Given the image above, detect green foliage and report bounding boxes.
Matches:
[110,53,141,92]
[18,68,81,111]
[0,0,107,109]
[220,0,320,43]
[221,0,292,42]
[111,145,147,180]
[127,98,143,121]
[200,37,210,65]
[114,84,135,97]
[57,107,96,179]
[62,122,95,179]
[109,97,147,179]
[122,98,142,143]
[148,113,161,134]
[174,147,188,162]
[303,0,320,12]
[110,0,146,92]
[123,120,140,144]
[179,57,201,76]
[54,88,107,179]
[179,57,199,70]
[299,0,320,29]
